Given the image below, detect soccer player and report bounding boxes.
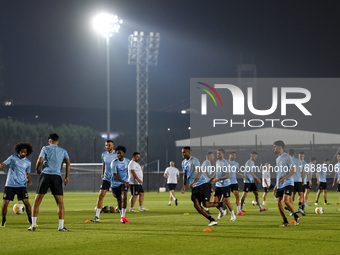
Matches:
[163,161,180,206]
[289,149,306,216]
[212,149,236,221]
[111,146,130,224]
[240,151,268,213]
[180,147,227,226]
[128,152,149,212]
[201,151,215,214]
[315,159,330,205]
[228,152,243,215]
[332,153,340,211]
[91,140,117,222]
[272,140,300,227]
[262,163,274,206]
[303,157,315,206]
[29,133,70,231]
[1,143,33,227]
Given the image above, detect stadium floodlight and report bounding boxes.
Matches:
[92,13,122,139]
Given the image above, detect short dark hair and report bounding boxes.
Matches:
[133,152,140,157]
[230,151,236,154]
[310,157,316,162]
[206,151,214,156]
[324,158,330,162]
[299,152,305,155]
[115,145,126,154]
[251,151,257,155]
[217,149,225,154]
[106,140,113,144]
[274,140,285,149]
[48,133,59,141]
[288,149,294,156]
[182,146,191,151]
[14,142,33,156]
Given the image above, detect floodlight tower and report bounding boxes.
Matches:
[93,13,123,140]
[128,31,160,167]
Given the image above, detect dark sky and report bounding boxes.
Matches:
[1,0,339,113]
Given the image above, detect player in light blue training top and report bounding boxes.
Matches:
[289,149,305,216]
[240,151,267,213]
[228,151,243,215]
[303,157,316,207]
[91,140,117,222]
[30,133,70,232]
[212,149,236,221]
[1,143,33,228]
[201,151,215,213]
[181,147,227,226]
[272,140,300,227]
[111,145,130,224]
[332,153,340,211]
[315,158,330,205]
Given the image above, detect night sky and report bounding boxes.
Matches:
[1,0,339,113]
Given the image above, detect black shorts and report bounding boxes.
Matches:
[230,183,239,191]
[36,174,63,195]
[337,184,340,192]
[100,180,111,190]
[167,183,177,191]
[3,186,29,201]
[243,183,257,192]
[214,186,231,198]
[318,182,327,190]
[303,182,311,189]
[263,184,274,193]
[130,185,144,195]
[293,182,304,193]
[191,183,211,203]
[112,184,128,198]
[276,185,294,198]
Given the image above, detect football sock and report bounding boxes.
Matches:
[2,214,6,226]
[95,208,101,218]
[302,205,305,210]
[298,202,302,209]
[315,200,318,203]
[255,197,261,209]
[32,217,37,226]
[59,219,64,229]
[207,216,215,221]
[27,213,32,224]
[293,213,299,221]
[139,206,143,210]
[305,199,308,204]
[237,205,241,212]
[283,217,288,224]
[325,200,327,203]
[230,210,235,217]
[121,208,126,218]
[240,197,245,209]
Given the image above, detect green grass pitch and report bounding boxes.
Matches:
[1,190,340,255]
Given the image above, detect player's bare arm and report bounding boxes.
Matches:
[113,173,130,187]
[64,158,70,185]
[26,173,32,185]
[35,157,44,174]
[279,166,296,184]
[181,174,187,194]
[249,170,261,184]
[0,162,5,169]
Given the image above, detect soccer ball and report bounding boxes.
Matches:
[109,206,115,213]
[13,203,25,215]
[315,207,323,214]
[252,200,258,206]
[102,205,110,213]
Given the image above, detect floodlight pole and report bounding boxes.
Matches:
[106,36,110,140]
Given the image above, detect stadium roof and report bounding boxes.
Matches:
[175,128,340,147]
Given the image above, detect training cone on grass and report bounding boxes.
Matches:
[289,220,295,224]
[183,213,189,215]
[85,219,91,222]
[203,228,212,232]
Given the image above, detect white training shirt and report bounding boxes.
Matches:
[262,169,271,187]
[128,160,143,185]
[164,166,179,184]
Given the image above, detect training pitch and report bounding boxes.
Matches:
[1,191,340,254]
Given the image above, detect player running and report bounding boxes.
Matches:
[272,140,300,227]
[228,152,243,215]
[1,143,33,228]
[111,146,130,224]
[181,147,227,226]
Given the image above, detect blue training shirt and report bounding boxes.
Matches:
[182,156,209,188]
[292,157,303,182]
[39,145,69,176]
[335,162,340,183]
[317,164,328,183]
[244,160,255,183]
[3,155,31,187]
[215,159,231,187]
[276,152,295,189]
[303,163,312,185]
[102,150,117,182]
[111,157,130,188]
[201,160,213,178]
[228,160,239,184]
